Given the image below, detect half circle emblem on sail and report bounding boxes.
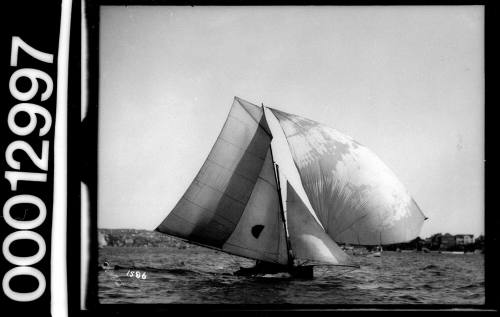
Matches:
[156,97,288,265]
[271,108,427,245]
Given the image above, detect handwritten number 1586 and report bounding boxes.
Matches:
[126,270,147,280]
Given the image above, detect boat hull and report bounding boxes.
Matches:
[234,261,314,279]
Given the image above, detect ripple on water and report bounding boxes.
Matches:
[98,248,484,304]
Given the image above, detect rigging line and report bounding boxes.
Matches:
[332,212,369,241]
[411,197,428,220]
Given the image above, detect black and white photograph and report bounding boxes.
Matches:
[92,5,485,306]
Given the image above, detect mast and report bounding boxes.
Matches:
[263,103,295,268]
[274,162,295,268]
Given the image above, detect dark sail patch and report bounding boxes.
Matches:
[251,225,265,238]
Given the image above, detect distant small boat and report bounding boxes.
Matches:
[367,245,382,257]
[441,251,464,255]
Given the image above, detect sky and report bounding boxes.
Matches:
[97,6,484,239]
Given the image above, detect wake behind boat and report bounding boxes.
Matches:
[155,97,427,278]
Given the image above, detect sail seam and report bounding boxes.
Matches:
[174,198,239,227]
[216,135,268,160]
[198,163,277,213]
[193,179,253,207]
[223,241,279,256]
[169,209,237,228]
[167,212,198,227]
[204,157,263,186]
[237,177,279,211]
[256,175,277,190]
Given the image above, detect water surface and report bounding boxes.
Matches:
[98,247,484,304]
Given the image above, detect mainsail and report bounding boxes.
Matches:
[270,108,427,245]
[156,96,426,270]
[156,97,288,264]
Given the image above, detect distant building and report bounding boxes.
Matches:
[474,235,485,251]
[423,233,478,251]
[440,233,456,250]
[429,233,442,250]
[455,234,474,245]
[474,235,484,244]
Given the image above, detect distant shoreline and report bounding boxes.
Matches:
[98,228,484,253]
[98,228,193,249]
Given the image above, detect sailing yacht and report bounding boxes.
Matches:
[155,97,427,278]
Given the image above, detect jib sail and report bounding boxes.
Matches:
[285,181,354,266]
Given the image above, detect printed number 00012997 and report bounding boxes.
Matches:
[3,36,54,302]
